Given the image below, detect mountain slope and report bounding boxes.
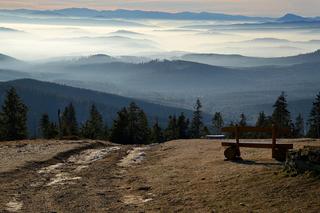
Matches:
[180,49,320,67]
[0,79,202,136]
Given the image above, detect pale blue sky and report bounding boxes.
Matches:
[0,0,319,16]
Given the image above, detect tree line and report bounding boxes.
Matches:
[1,87,320,143]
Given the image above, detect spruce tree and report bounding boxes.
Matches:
[190,99,204,138]
[239,113,247,127]
[150,118,164,143]
[127,102,150,144]
[164,115,179,141]
[294,113,304,138]
[212,112,224,134]
[177,113,189,139]
[102,123,109,140]
[81,104,104,139]
[0,87,28,141]
[40,113,58,139]
[272,92,291,129]
[308,92,320,138]
[110,107,129,144]
[110,102,150,144]
[239,113,248,138]
[255,111,272,138]
[256,111,268,128]
[61,103,78,137]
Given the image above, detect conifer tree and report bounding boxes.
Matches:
[110,102,150,144]
[293,113,304,138]
[212,112,224,134]
[239,113,247,127]
[190,99,204,138]
[0,87,28,141]
[127,102,150,144]
[61,103,78,137]
[177,113,189,139]
[255,111,272,138]
[308,92,320,138]
[150,118,164,143]
[102,123,109,140]
[40,113,58,139]
[272,92,291,129]
[80,104,104,139]
[164,115,179,140]
[239,113,248,138]
[256,111,268,128]
[110,107,129,143]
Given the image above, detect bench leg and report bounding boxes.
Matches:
[273,147,288,161]
[224,145,241,161]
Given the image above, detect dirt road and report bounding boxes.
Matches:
[0,139,320,212]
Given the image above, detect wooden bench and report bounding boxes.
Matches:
[221,125,293,161]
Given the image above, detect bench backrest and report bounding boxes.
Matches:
[221,126,290,133]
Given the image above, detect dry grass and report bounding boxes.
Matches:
[0,139,319,212]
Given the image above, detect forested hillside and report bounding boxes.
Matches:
[0,79,203,136]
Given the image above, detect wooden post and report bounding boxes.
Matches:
[272,124,277,158]
[235,125,240,157]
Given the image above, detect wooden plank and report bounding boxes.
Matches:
[221,126,290,133]
[221,127,236,132]
[221,141,293,149]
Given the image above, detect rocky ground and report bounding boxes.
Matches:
[0,139,320,212]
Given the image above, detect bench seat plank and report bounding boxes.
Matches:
[221,141,293,149]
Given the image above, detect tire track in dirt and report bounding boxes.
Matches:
[0,141,124,212]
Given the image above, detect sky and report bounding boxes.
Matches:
[0,0,319,17]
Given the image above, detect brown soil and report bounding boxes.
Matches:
[0,139,320,212]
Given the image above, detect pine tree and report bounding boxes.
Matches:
[212,112,224,134]
[272,92,291,129]
[308,92,320,138]
[102,123,109,140]
[110,102,150,144]
[190,99,204,138]
[40,113,58,139]
[255,111,272,138]
[164,115,179,141]
[256,111,268,127]
[177,113,189,139]
[61,103,78,137]
[150,118,164,143]
[0,87,28,141]
[110,107,129,144]
[80,104,104,139]
[272,92,292,138]
[239,113,248,138]
[239,113,247,127]
[293,113,304,138]
[127,102,150,144]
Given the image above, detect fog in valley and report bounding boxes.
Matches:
[1,9,320,125]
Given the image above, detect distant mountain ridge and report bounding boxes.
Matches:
[1,8,319,22]
[0,8,271,21]
[180,49,320,67]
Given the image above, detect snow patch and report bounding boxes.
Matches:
[6,197,23,212]
[47,172,81,186]
[68,147,120,164]
[122,195,152,205]
[118,147,148,167]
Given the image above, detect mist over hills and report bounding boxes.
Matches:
[0,79,203,136]
[0,50,319,126]
[180,49,320,67]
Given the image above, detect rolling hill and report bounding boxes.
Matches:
[180,49,320,67]
[0,79,202,136]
